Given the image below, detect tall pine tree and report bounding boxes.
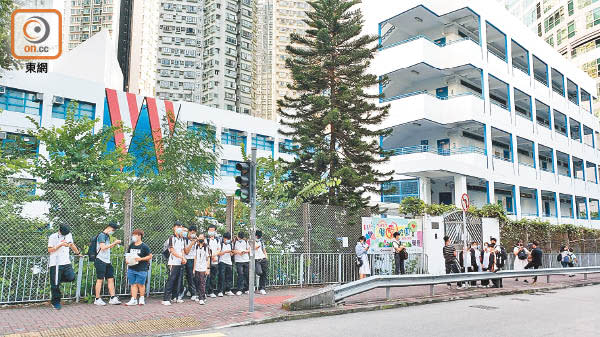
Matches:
[278,0,392,212]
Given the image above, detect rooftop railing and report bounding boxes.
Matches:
[387,145,485,157]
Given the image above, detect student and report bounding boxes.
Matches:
[513,241,529,281]
[255,230,269,294]
[217,232,235,297]
[47,224,81,310]
[162,222,186,306]
[459,246,471,288]
[206,225,221,298]
[94,222,122,306]
[355,236,370,279]
[233,231,250,295]
[442,236,463,289]
[392,232,407,275]
[524,241,543,285]
[193,234,210,305]
[468,242,481,287]
[180,226,198,301]
[490,238,505,288]
[125,229,152,306]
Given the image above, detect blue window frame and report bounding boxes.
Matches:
[221,129,246,147]
[51,99,96,120]
[188,122,216,140]
[0,132,38,158]
[220,160,241,176]
[381,179,419,203]
[279,139,297,154]
[0,87,42,115]
[252,134,274,152]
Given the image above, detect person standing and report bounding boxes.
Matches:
[233,231,250,295]
[94,222,122,306]
[255,230,269,294]
[468,242,481,287]
[205,225,221,298]
[217,232,235,297]
[180,226,198,301]
[490,238,506,288]
[481,244,496,288]
[443,236,463,289]
[356,236,371,279]
[193,234,210,305]
[47,224,81,310]
[162,222,186,305]
[513,241,529,281]
[392,232,407,275]
[524,241,543,285]
[125,229,152,306]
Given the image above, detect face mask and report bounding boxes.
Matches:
[189,233,197,239]
[131,236,138,243]
[208,231,216,237]
[225,240,231,244]
[198,239,204,244]
[182,232,188,238]
[175,228,183,235]
[108,231,115,236]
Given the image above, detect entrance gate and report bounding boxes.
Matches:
[443,210,483,246]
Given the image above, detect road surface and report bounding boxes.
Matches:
[177,285,600,337]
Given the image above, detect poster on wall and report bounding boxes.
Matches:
[361,217,423,254]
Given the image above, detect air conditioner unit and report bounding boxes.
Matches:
[240,131,248,136]
[266,136,274,141]
[33,93,44,102]
[0,131,6,140]
[221,159,229,165]
[187,121,194,127]
[0,86,6,95]
[222,128,229,133]
[52,96,65,105]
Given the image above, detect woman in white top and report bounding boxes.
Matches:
[513,241,529,281]
[355,236,370,279]
[193,234,210,304]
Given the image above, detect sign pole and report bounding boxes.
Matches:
[248,147,257,312]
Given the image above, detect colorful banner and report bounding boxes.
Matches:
[361,217,423,254]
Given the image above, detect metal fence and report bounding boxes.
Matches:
[0,252,427,305]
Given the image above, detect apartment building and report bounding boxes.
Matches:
[201,0,255,115]
[498,0,600,116]
[255,0,274,120]
[65,0,120,52]
[365,0,600,227]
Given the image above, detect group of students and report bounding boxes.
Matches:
[45,221,269,310]
[355,231,410,279]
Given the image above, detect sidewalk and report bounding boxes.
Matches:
[2,274,599,337]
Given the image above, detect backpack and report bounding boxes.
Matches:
[401,249,409,260]
[517,249,527,260]
[162,236,173,260]
[557,253,562,262]
[87,234,100,262]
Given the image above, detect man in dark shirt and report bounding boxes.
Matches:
[443,236,463,289]
[524,241,543,285]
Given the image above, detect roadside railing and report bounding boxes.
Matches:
[0,252,427,305]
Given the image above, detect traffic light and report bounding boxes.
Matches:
[235,161,251,203]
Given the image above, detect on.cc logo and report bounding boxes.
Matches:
[23,16,51,44]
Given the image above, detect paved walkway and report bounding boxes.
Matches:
[1,274,599,337]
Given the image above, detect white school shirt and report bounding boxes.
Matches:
[208,237,220,265]
[255,240,266,260]
[184,239,196,260]
[234,240,249,263]
[168,236,185,266]
[463,250,471,267]
[48,232,73,267]
[194,246,209,272]
[482,251,491,269]
[219,242,233,265]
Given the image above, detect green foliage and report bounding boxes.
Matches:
[399,197,425,216]
[278,0,393,213]
[467,203,508,223]
[0,0,19,71]
[425,203,458,216]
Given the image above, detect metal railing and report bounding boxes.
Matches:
[0,252,427,305]
[381,89,483,104]
[379,34,479,51]
[388,145,486,157]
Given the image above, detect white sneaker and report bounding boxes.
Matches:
[217,292,223,297]
[199,300,205,305]
[176,299,184,303]
[161,301,171,306]
[125,298,138,306]
[236,291,242,296]
[225,291,235,296]
[190,296,198,301]
[477,285,483,288]
[244,291,249,294]
[259,289,267,295]
[210,293,217,298]
[94,298,106,306]
[138,297,145,305]
[108,297,121,305]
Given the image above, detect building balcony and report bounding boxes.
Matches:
[384,146,487,177]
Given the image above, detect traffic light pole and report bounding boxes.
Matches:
[248,147,257,312]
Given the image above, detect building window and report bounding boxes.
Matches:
[381,179,419,204]
[0,132,38,158]
[221,129,246,147]
[188,122,215,140]
[0,87,42,115]
[586,7,600,28]
[220,160,241,176]
[568,21,576,38]
[51,99,96,120]
[279,139,297,154]
[568,0,574,15]
[252,134,274,152]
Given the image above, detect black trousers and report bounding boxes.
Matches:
[492,268,503,288]
[445,261,462,286]
[178,259,196,297]
[481,267,492,286]
[257,259,269,290]
[236,262,249,292]
[163,265,183,301]
[394,254,405,275]
[205,264,219,295]
[49,264,75,305]
[524,262,540,282]
[467,266,477,286]
[218,262,233,293]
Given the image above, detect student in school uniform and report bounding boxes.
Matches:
[233,231,250,295]
[193,234,210,305]
[47,224,81,310]
[255,230,269,294]
[217,232,235,297]
[205,225,221,298]
[481,243,496,288]
[181,225,198,301]
[162,222,186,306]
